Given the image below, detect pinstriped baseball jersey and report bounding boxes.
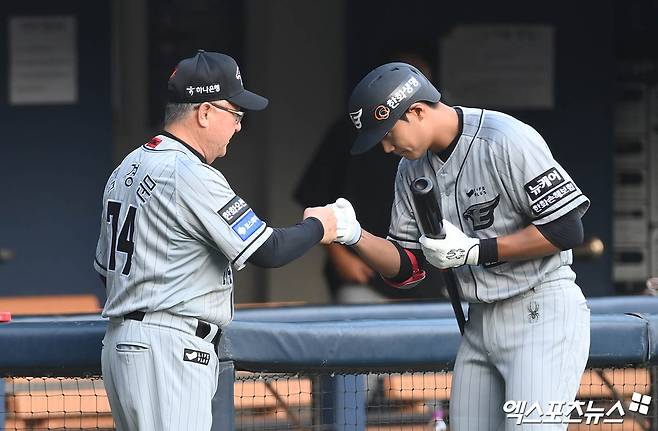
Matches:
[94,133,272,326]
[387,107,590,303]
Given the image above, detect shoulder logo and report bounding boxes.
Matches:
[145,137,162,149]
[349,108,363,129]
[463,195,500,231]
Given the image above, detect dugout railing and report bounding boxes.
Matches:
[1,297,658,430]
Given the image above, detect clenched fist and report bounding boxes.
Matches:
[303,206,337,244]
[327,198,362,246]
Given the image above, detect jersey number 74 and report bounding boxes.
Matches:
[106,201,137,275]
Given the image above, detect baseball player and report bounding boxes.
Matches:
[330,63,590,430]
[93,50,336,431]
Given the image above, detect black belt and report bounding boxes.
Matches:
[123,311,221,350]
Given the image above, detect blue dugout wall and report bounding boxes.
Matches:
[1,296,658,429]
[0,1,112,297]
[1,296,658,375]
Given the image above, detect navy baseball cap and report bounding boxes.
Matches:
[168,50,268,110]
[348,62,441,155]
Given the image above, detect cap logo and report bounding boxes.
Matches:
[374,105,390,121]
[236,66,242,83]
[186,84,221,96]
[349,108,363,129]
[385,75,421,110]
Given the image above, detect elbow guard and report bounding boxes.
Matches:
[382,242,426,289]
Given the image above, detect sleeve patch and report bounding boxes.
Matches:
[232,210,264,241]
[524,167,565,201]
[531,182,577,215]
[218,195,250,225]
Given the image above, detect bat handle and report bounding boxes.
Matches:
[410,177,445,239]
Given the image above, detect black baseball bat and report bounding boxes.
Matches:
[411,177,466,335]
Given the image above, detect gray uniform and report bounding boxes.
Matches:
[94,134,272,430]
[388,107,590,430]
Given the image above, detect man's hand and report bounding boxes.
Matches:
[326,243,374,284]
[419,220,480,269]
[303,206,337,244]
[327,198,362,245]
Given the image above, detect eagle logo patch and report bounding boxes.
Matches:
[463,195,500,231]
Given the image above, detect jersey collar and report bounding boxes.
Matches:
[160,131,208,164]
[436,107,464,163]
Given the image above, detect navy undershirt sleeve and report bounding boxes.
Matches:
[248,217,324,268]
[536,208,584,251]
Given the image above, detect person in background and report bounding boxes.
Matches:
[294,47,447,303]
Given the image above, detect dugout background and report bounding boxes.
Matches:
[0,0,656,303]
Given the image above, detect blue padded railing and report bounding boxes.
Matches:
[234,295,658,323]
[0,311,657,376]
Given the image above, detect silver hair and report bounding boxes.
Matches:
[163,103,197,126]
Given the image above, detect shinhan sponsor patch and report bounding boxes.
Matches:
[232,210,263,241]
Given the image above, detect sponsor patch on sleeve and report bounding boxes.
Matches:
[218,195,250,225]
[524,167,565,201]
[531,181,577,215]
[232,210,264,241]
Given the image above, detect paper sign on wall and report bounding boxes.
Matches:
[9,15,78,105]
[440,25,554,109]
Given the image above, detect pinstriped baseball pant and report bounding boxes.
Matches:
[101,312,220,431]
[449,281,590,430]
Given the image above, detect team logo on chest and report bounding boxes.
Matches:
[463,195,500,231]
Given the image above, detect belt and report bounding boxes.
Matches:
[123,311,221,351]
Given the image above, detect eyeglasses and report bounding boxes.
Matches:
[196,101,245,124]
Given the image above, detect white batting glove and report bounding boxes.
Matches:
[419,219,479,269]
[327,198,362,246]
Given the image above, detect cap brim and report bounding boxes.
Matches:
[350,124,391,155]
[229,89,269,111]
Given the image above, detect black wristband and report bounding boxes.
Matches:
[477,238,498,265]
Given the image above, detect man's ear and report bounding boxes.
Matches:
[407,102,427,120]
[196,102,211,128]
